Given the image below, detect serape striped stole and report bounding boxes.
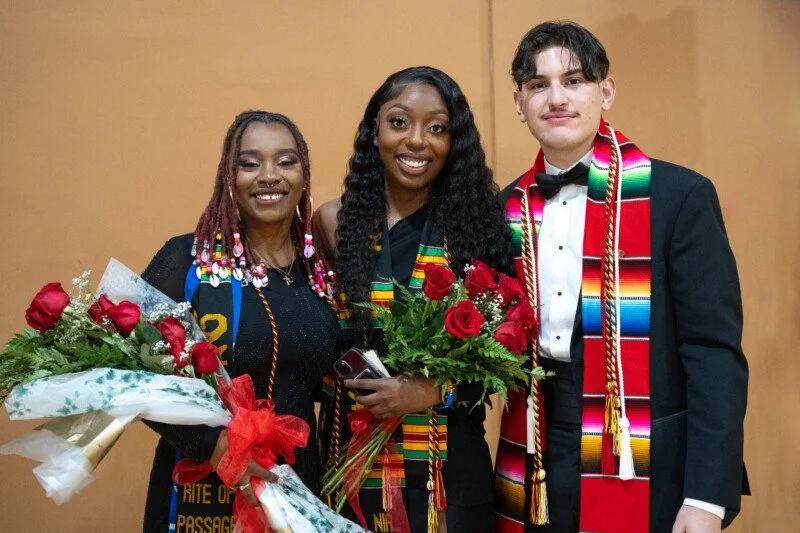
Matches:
[496,120,653,533]
[579,121,652,533]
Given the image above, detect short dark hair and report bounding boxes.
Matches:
[511,21,610,88]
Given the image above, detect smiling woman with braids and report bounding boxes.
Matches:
[315,67,512,533]
[140,111,338,532]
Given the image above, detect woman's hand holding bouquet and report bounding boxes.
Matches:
[322,259,548,527]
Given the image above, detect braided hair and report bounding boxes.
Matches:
[193,110,329,302]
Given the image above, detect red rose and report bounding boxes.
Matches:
[422,263,456,300]
[191,342,220,375]
[505,300,537,342]
[494,320,528,355]
[88,294,114,324]
[464,259,498,299]
[25,282,71,333]
[105,301,142,336]
[444,300,486,339]
[497,274,525,307]
[347,409,374,434]
[156,316,186,357]
[506,300,536,327]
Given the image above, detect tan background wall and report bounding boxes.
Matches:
[1,1,797,531]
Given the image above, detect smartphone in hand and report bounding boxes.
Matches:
[334,347,390,381]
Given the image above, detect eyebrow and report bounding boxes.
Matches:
[238,148,299,157]
[530,68,584,80]
[388,103,449,117]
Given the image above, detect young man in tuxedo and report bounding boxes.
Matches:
[495,21,748,533]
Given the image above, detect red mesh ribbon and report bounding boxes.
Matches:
[216,374,310,487]
[382,442,411,533]
[342,410,407,533]
[233,477,269,533]
[171,374,310,533]
[172,458,214,485]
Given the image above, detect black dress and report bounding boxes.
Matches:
[141,234,339,533]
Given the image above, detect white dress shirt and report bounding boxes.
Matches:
[537,151,593,363]
[536,151,725,520]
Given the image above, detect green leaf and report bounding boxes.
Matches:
[389,300,408,318]
[135,323,163,345]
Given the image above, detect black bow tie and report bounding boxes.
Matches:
[534,163,589,199]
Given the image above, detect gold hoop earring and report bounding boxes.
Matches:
[296,204,304,223]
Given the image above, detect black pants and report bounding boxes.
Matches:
[526,358,581,533]
[405,483,495,533]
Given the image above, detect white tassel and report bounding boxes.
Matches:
[526,395,535,454]
[618,417,635,480]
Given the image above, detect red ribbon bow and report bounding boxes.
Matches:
[172,374,310,533]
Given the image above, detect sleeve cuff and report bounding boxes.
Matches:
[683,498,725,520]
[201,426,225,462]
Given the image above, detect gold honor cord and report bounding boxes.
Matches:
[519,188,548,525]
[254,286,280,402]
[600,133,623,460]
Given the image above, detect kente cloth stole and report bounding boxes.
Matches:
[337,218,449,490]
[496,119,653,533]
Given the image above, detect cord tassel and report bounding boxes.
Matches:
[427,491,439,533]
[529,467,549,525]
[601,383,620,475]
[526,395,535,453]
[617,417,636,480]
[426,409,446,532]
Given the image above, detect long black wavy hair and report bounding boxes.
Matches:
[335,66,512,337]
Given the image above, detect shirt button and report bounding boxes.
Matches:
[558,245,563,250]
[557,291,562,296]
[562,201,567,206]
[556,335,561,340]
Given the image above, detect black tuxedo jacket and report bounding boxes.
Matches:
[501,159,749,530]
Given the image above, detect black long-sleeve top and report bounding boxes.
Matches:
[140,234,339,532]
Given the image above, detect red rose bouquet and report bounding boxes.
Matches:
[0,259,342,533]
[322,259,547,517]
[1,277,223,403]
[373,259,544,405]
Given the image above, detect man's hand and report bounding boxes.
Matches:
[672,504,722,533]
[345,375,442,419]
[209,430,279,507]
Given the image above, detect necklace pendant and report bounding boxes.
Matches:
[282,273,293,285]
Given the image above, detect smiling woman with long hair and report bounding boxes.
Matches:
[140,111,339,532]
[315,67,511,533]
